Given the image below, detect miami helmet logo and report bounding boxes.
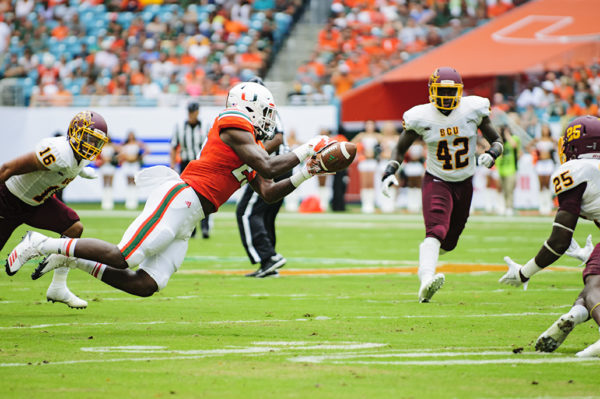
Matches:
[241,92,258,102]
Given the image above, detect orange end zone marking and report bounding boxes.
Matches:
[184,264,579,276]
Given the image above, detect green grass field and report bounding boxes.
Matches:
[2,205,600,398]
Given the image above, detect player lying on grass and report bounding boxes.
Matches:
[1,110,108,309]
[499,115,600,357]
[6,82,334,297]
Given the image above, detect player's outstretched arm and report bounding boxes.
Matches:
[250,158,327,204]
[0,152,47,183]
[221,128,301,179]
[478,117,504,168]
[500,210,578,287]
[221,128,333,179]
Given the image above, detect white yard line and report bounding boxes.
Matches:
[3,342,598,368]
[0,312,563,330]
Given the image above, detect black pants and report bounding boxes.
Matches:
[236,171,291,264]
[331,169,348,211]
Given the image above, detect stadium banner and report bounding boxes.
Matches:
[0,106,336,203]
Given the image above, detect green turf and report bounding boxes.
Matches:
[1,206,599,398]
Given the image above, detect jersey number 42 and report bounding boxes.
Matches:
[437,138,469,170]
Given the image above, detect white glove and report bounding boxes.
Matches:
[565,234,594,265]
[79,166,98,179]
[499,256,528,290]
[381,174,399,198]
[478,152,495,168]
[292,135,336,161]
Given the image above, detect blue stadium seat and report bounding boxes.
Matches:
[81,11,95,26]
[250,20,263,31]
[27,69,39,81]
[94,4,107,14]
[198,12,209,22]
[141,11,155,23]
[159,11,173,23]
[253,0,275,11]
[117,12,134,29]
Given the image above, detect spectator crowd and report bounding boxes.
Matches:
[0,0,306,106]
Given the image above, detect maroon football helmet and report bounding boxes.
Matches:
[428,67,463,111]
[558,115,600,164]
[67,110,109,161]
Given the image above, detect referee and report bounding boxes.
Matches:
[170,101,211,238]
[236,77,291,278]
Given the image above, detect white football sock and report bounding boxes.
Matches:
[40,237,78,257]
[419,237,441,283]
[49,267,69,287]
[74,258,106,279]
[567,304,590,325]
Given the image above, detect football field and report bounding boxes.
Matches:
[2,206,600,398]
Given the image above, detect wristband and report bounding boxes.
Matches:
[290,166,311,187]
[292,143,311,162]
[487,142,504,159]
[383,160,400,177]
[521,258,543,279]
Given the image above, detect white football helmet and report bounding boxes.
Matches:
[226,82,277,141]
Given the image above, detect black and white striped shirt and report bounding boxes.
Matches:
[171,119,204,162]
[272,112,288,156]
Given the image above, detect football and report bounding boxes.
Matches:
[316,141,357,172]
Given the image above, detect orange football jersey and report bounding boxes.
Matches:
[181,108,262,210]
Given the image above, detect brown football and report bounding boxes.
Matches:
[316,141,357,173]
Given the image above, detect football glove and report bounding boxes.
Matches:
[381,161,400,198]
[382,174,399,198]
[478,153,495,168]
[565,234,594,265]
[79,166,98,179]
[499,256,528,290]
[292,136,336,162]
[290,158,333,188]
[478,142,503,168]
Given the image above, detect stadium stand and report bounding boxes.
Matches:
[292,0,525,103]
[0,0,307,106]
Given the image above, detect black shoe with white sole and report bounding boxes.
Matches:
[245,254,286,278]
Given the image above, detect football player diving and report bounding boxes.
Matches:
[2,111,108,308]
[500,115,600,358]
[6,82,334,298]
[381,66,503,303]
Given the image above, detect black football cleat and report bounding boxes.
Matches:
[245,254,286,278]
